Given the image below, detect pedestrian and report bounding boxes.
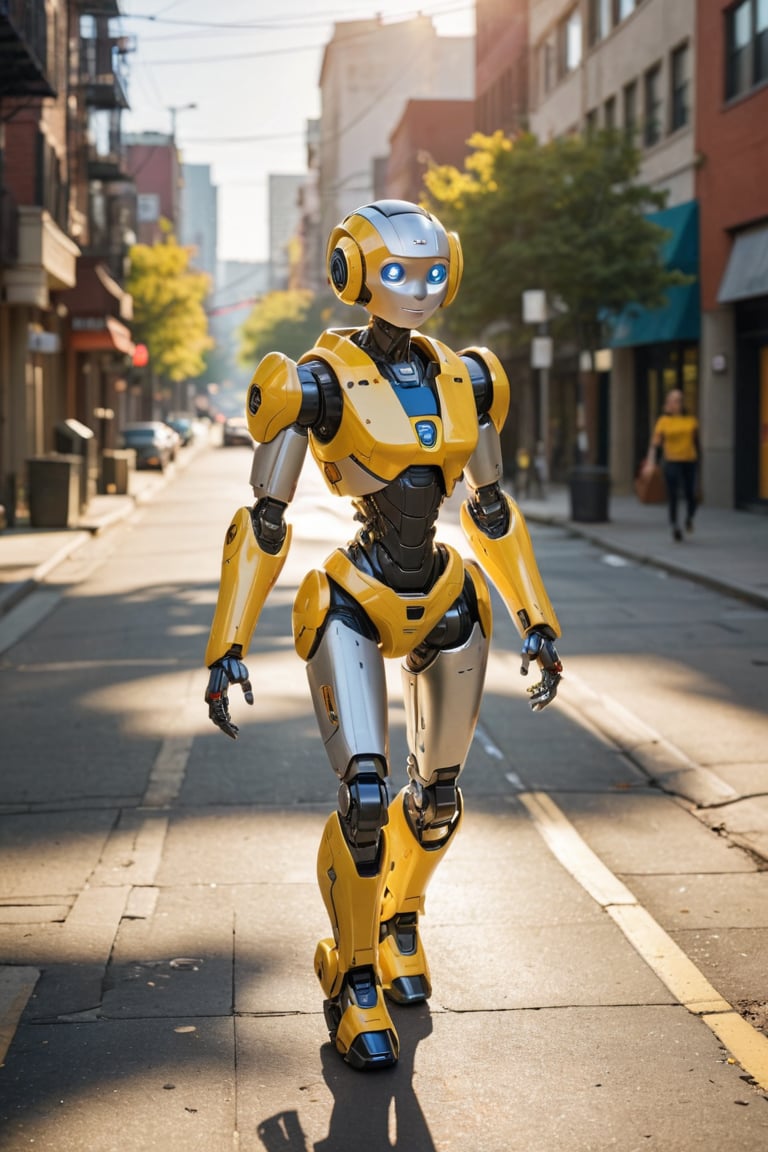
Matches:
[643,388,699,542]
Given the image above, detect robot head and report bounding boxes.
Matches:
[326,199,463,328]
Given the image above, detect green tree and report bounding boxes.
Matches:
[238,288,366,365]
[127,222,213,381]
[423,129,685,350]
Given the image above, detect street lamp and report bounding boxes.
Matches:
[167,102,198,139]
[522,289,552,489]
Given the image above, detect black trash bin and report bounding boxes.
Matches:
[99,448,135,495]
[28,455,83,528]
[55,419,97,511]
[569,466,610,523]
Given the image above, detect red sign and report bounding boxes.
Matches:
[132,343,149,367]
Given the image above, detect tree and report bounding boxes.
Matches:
[127,222,213,381]
[238,288,366,365]
[423,129,686,351]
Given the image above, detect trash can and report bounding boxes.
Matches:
[569,465,610,523]
[99,448,135,495]
[55,419,97,511]
[27,455,82,528]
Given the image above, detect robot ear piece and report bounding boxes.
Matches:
[327,233,365,305]
[442,230,463,308]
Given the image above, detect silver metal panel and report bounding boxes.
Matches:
[306,619,389,779]
[356,204,449,259]
[401,621,489,786]
[463,419,503,491]
[250,428,308,504]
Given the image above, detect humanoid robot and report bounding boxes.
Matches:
[204,200,562,1071]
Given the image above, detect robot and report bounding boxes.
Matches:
[204,200,562,1071]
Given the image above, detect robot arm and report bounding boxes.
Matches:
[204,425,307,737]
[458,352,562,710]
[205,336,318,739]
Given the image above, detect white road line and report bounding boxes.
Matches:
[517,787,768,1090]
[0,966,40,1065]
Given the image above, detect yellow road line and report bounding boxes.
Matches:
[518,789,768,1091]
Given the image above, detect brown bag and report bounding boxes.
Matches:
[634,463,666,504]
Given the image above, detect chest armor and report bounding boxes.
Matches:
[299,329,478,499]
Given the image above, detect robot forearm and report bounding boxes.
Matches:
[204,502,292,666]
[460,489,561,640]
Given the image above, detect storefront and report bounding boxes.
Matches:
[609,200,701,474]
[717,225,768,508]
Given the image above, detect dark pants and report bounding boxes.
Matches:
[663,460,697,527]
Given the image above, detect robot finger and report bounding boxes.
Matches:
[527,668,562,712]
[240,678,254,706]
[208,691,240,739]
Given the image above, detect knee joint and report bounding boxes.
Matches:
[405,766,460,841]
[337,756,389,864]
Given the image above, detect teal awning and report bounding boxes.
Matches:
[608,200,700,349]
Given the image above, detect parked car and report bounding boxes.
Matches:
[222,415,254,447]
[120,422,177,470]
[165,415,195,446]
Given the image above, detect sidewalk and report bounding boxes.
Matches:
[0,466,167,617]
[2,465,765,617]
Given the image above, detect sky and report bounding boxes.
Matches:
[118,0,476,265]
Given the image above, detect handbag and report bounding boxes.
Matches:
[634,463,666,504]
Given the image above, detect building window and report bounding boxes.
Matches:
[557,7,583,76]
[585,108,598,136]
[587,0,612,46]
[623,79,638,141]
[726,0,768,98]
[540,34,557,95]
[644,63,662,146]
[604,95,617,129]
[670,42,690,131]
[613,0,636,23]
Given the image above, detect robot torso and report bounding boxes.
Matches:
[300,328,479,596]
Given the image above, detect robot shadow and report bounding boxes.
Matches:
[257,1003,437,1152]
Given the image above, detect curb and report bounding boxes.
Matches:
[524,511,768,612]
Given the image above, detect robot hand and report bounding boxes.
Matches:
[205,653,254,739]
[520,629,563,712]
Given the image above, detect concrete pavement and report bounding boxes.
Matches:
[2,459,766,620]
[1,446,768,1147]
[2,454,766,865]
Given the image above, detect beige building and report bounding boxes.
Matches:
[318,15,474,256]
[528,0,699,496]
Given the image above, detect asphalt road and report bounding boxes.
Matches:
[0,443,767,1151]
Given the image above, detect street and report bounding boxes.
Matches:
[0,442,767,1151]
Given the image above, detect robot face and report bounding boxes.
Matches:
[366,253,449,328]
[327,201,460,328]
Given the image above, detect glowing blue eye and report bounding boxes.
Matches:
[427,264,447,285]
[381,262,405,284]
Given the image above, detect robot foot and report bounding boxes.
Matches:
[379,913,432,1005]
[316,943,399,1071]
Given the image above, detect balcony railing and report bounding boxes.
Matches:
[80,33,129,109]
[0,0,56,98]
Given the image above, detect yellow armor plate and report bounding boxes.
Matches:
[299,329,478,498]
[205,507,291,665]
[460,494,561,638]
[246,351,303,444]
[460,345,510,432]
[311,544,465,660]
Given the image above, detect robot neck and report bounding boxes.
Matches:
[360,316,412,364]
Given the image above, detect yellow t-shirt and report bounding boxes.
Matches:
[653,414,699,462]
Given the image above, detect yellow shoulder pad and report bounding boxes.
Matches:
[246,352,303,443]
[460,346,510,433]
